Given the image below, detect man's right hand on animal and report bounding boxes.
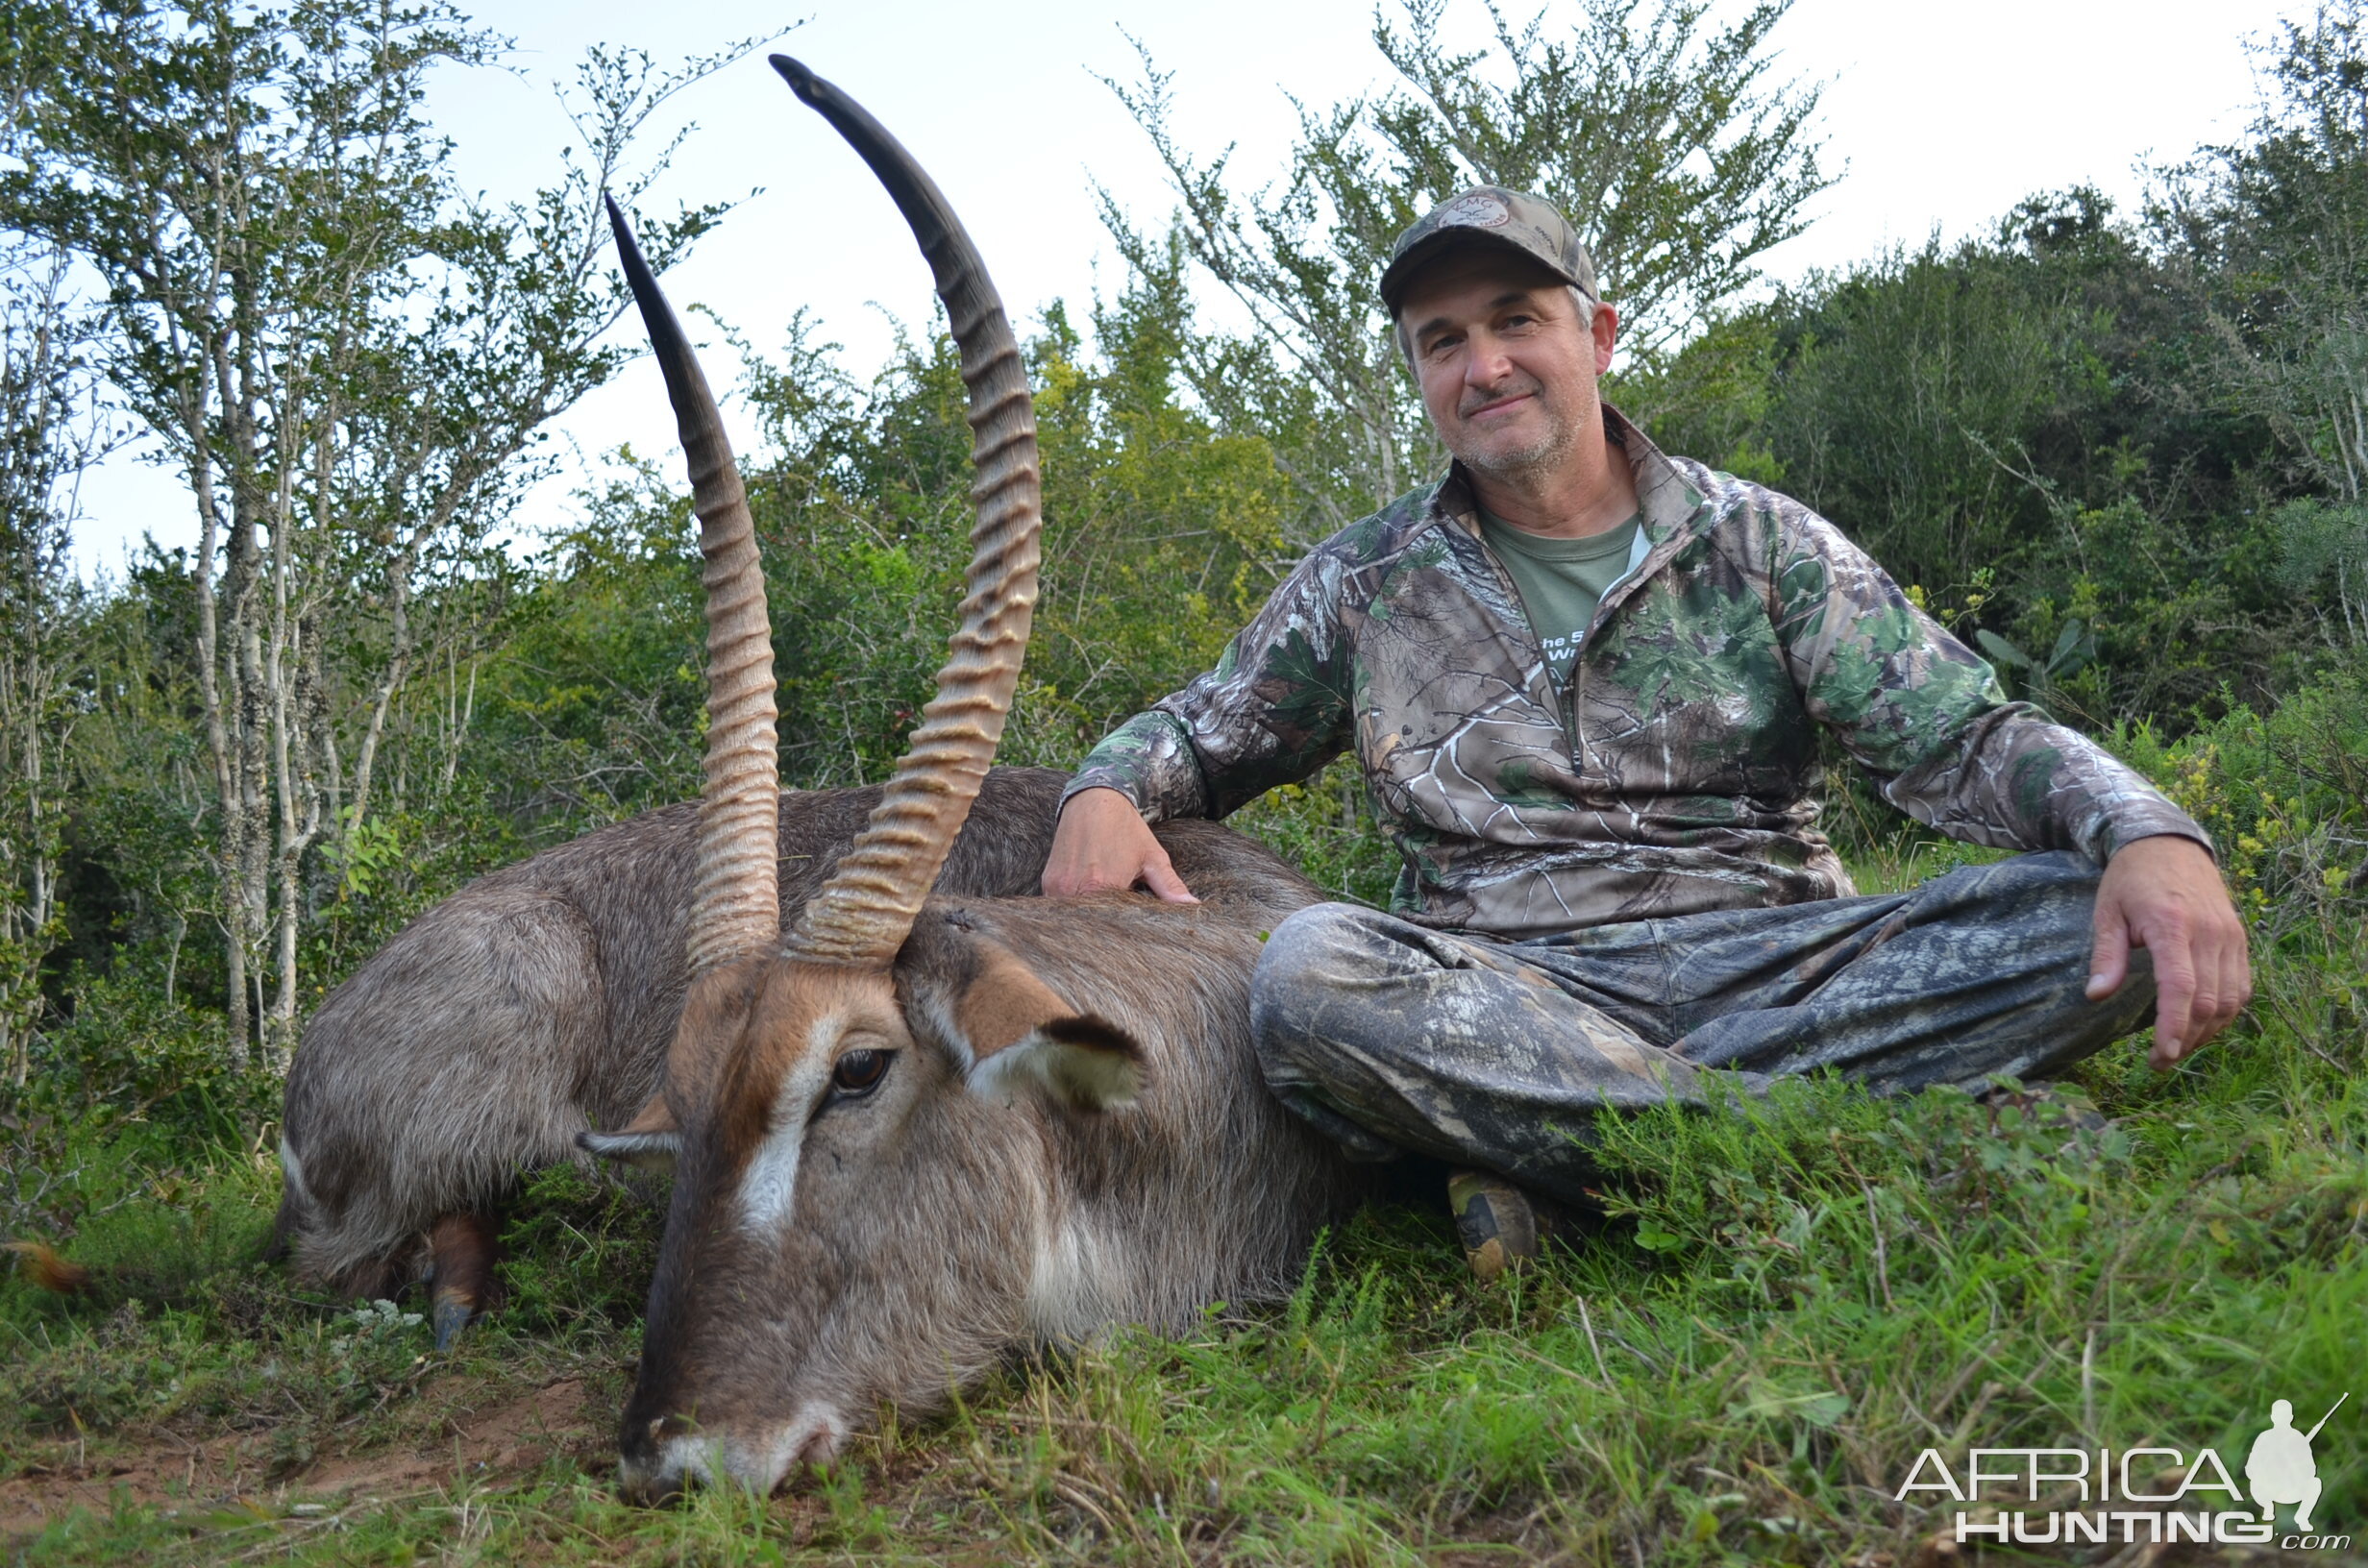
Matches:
[1042,786,1197,901]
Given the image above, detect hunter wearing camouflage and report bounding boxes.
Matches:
[1044,185,2252,1275]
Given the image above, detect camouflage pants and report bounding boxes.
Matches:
[1249,851,2156,1206]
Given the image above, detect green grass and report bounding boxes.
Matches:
[4,814,2363,1562]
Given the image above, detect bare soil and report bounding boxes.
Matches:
[0,1375,601,1540]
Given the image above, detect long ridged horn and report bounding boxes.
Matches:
[605,195,780,975]
[771,57,1042,968]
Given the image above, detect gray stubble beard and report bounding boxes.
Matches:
[1450,393,1581,489]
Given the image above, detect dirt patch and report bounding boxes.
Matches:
[295,1374,597,1502]
[0,1430,243,1540]
[0,1376,603,1541]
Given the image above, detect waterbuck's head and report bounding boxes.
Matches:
[584,58,1149,1502]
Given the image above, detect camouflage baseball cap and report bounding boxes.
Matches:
[1379,185,1599,313]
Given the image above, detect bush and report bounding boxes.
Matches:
[2115,657,2368,951]
[12,967,274,1154]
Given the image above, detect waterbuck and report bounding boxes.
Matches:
[582,58,1368,1501]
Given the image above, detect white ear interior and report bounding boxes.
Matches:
[577,1128,681,1171]
[968,1026,1145,1112]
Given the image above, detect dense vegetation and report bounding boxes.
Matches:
[1,0,2362,1561]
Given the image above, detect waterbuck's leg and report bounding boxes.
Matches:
[427,1212,500,1351]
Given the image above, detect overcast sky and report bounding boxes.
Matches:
[67,0,2302,575]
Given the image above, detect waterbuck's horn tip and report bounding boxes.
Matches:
[604,195,660,311]
[602,191,634,259]
[769,55,819,99]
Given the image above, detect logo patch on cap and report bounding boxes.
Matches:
[1436,191,1512,230]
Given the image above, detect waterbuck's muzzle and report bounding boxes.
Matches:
[616,1405,848,1503]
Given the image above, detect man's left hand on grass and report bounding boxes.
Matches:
[2086,834,2252,1070]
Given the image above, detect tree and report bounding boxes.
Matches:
[0,248,111,1087]
[0,0,741,1068]
[1099,0,1832,539]
[706,271,1288,791]
[2157,1,2368,653]
[1674,190,2306,727]
[1754,235,2096,603]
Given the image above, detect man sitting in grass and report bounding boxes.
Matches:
[1042,185,2251,1277]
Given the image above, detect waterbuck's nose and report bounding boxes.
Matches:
[615,1412,703,1505]
[616,1408,847,1505]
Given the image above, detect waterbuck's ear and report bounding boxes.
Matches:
[938,940,1147,1113]
[969,1015,1146,1113]
[577,1094,680,1171]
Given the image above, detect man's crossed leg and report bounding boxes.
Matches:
[1250,851,2158,1224]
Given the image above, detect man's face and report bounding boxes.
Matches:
[1397,249,1618,484]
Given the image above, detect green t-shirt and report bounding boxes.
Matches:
[1476,508,1641,680]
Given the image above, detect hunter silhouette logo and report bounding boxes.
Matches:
[2248,1393,2347,1533]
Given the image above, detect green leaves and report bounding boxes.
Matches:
[329,808,402,901]
[1730,1375,1850,1431]
[1632,1220,1690,1254]
[1975,621,2097,711]
[2271,498,2368,649]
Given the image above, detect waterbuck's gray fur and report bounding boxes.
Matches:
[580,59,1374,1501]
[273,767,1073,1310]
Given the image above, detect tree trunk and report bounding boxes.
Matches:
[187,435,254,1060]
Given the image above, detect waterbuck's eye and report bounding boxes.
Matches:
[828,1048,891,1100]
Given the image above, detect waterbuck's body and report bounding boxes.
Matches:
[275,767,1073,1307]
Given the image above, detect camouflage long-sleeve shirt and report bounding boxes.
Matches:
[1065,408,2208,938]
